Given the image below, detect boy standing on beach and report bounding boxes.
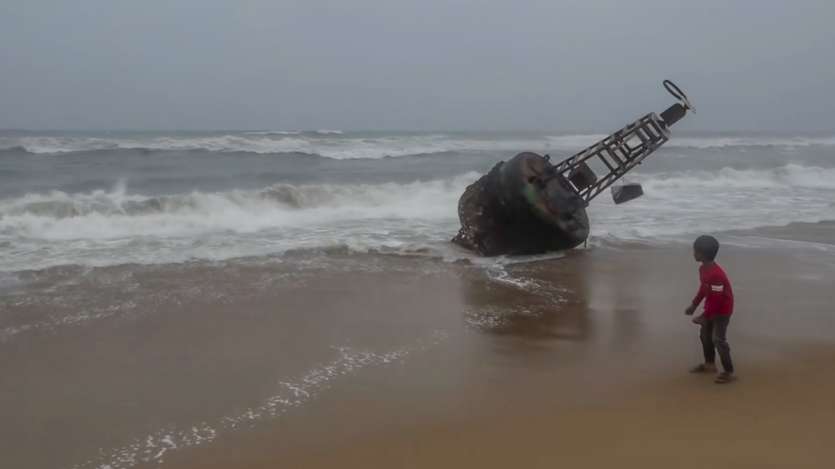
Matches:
[685,235,735,384]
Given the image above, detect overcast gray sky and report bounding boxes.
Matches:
[1,0,833,131]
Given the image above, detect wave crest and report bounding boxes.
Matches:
[2,163,834,271]
[5,132,833,158]
[638,164,835,190]
[0,174,480,241]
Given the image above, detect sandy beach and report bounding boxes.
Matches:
[167,227,835,469]
[3,224,834,469]
[4,2,835,467]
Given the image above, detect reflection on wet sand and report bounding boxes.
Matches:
[460,256,592,341]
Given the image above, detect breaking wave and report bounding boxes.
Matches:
[590,164,835,240]
[3,132,833,158]
[0,145,31,155]
[243,129,344,136]
[667,134,835,149]
[2,165,834,240]
[635,164,835,190]
[3,164,831,228]
[1,163,834,271]
[1,134,521,158]
[0,174,477,241]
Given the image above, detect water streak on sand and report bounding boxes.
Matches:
[70,333,448,469]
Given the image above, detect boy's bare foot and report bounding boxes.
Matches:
[714,372,736,384]
[689,363,717,373]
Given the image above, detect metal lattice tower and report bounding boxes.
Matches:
[551,80,693,203]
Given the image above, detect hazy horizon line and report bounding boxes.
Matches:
[4,127,835,135]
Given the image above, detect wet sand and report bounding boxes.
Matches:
[2,226,835,469]
[168,234,835,469]
[202,345,835,469]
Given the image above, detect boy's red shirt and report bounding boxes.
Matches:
[692,262,734,318]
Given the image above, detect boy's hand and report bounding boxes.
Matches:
[684,304,696,316]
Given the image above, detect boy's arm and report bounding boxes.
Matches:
[692,282,707,306]
[686,282,707,315]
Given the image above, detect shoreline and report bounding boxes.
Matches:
[170,233,835,468]
[2,224,835,469]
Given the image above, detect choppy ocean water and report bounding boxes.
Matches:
[2,129,835,469]
[1,129,834,273]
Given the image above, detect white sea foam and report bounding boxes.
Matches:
[637,164,835,190]
[1,165,834,271]
[1,134,524,158]
[590,164,835,240]
[0,174,475,241]
[0,175,476,270]
[2,133,564,158]
[243,130,303,136]
[0,300,136,343]
[545,133,835,150]
[666,135,835,149]
[4,132,832,158]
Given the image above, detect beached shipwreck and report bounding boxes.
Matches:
[453,81,694,255]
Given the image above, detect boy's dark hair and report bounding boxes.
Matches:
[694,235,719,261]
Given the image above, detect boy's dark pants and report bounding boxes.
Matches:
[700,315,734,373]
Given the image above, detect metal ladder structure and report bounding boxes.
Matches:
[551,80,693,204]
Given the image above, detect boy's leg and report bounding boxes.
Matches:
[691,318,717,372]
[700,319,716,365]
[712,315,734,374]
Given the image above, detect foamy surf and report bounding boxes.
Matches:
[2,128,835,273]
[2,162,835,272]
[590,164,835,241]
[3,131,834,158]
[2,133,552,158]
[70,335,447,469]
